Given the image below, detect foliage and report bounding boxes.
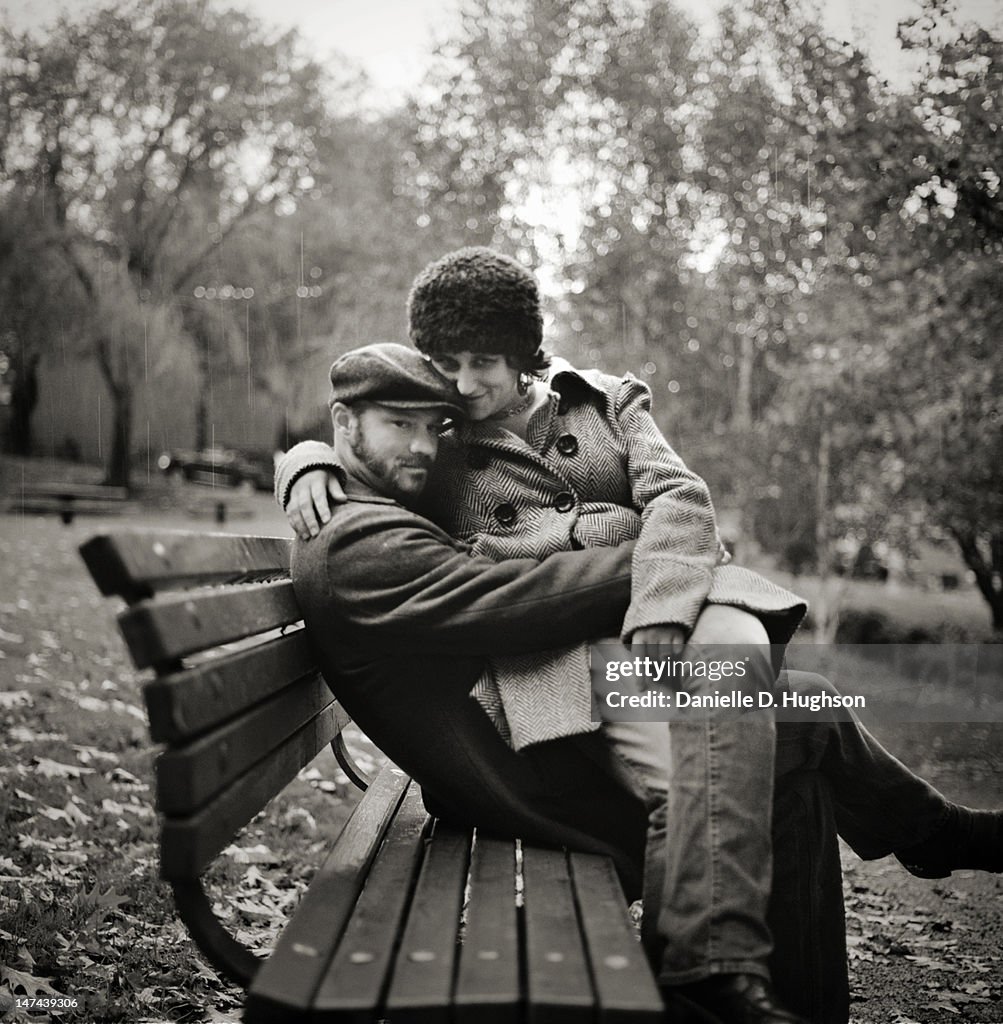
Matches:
[0,0,340,485]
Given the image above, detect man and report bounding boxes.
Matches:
[292,342,1002,1024]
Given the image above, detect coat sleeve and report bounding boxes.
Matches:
[304,505,635,656]
[613,375,724,638]
[273,440,342,510]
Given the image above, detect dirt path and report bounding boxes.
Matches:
[842,724,1003,1023]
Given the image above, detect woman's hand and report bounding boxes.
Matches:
[287,469,346,540]
[632,624,687,658]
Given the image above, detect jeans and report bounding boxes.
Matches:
[600,660,950,985]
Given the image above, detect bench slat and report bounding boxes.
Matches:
[454,837,521,1023]
[155,675,342,815]
[80,530,291,601]
[160,702,344,878]
[523,847,594,1021]
[119,580,302,669]
[313,784,430,1019]
[20,482,129,499]
[384,822,472,1022]
[568,854,664,1022]
[245,766,410,1023]
[143,630,318,742]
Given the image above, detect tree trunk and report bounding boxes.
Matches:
[104,388,133,490]
[6,352,40,456]
[194,323,211,451]
[951,527,1003,633]
[813,407,840,642]
[734,332,755,431]
[93,335,133,490]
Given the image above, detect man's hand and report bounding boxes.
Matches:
[287,469,346,540]
[632,624,687,658]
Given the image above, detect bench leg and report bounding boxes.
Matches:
[171,878,261,987]
[768,771,849,1024]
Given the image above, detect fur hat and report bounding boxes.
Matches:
[328,343,464,417]
[407,247,543,359]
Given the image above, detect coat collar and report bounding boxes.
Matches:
[548,357,607,402]
[446,358,601,483]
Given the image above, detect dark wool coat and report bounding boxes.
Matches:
[290,493,649,894]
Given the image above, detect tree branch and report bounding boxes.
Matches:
[170,172,285,294]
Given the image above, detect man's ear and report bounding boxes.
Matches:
[330,402,358,442]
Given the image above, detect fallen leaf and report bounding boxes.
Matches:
[8,725,67,743]
[0,965,65,999]
[0,690,33,709]
[73,744,120,765]
[32,757,95,779]
[108,767,145,787]
[223,844,278,865]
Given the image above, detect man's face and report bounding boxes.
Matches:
[347,403,447,501]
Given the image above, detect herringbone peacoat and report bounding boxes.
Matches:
[276,360,806,748]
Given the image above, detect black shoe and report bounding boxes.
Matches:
[662,973,808,1024]
[895,805,1003,879]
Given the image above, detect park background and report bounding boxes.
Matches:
[1,0,1001,1020]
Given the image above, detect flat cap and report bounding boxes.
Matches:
[328,343,464,416]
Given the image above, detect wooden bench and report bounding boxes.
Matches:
[79,528,666,1023]
[11,482,131,523]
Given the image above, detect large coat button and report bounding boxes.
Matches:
[494,502,517,526]
[553,491,575,513]
[556,434,578,457]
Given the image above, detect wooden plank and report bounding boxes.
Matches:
[567,854,664,1024]
[312,784,431,1022]
[383,822,472,1023]
[160,702,344,878]
[522,847,594,1023]
[79,530,291,602]
[12,497,133,517]
[143,630,320,743]
[24,482,129,499]
[454,836,522,1024]
[155,675,344,815]
[118,579,302,669]
[244,766,410,1023]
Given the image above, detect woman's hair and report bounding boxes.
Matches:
[408,247,545,364]
[505,349,551,379]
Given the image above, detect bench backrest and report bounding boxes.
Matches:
[79,529,351,880]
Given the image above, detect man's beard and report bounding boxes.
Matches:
[353,435,433,501]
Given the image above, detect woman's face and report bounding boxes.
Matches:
[428,351,521,421]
